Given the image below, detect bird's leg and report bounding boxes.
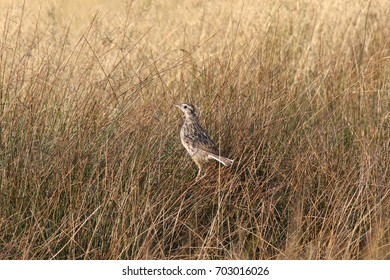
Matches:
[195,167,202,181]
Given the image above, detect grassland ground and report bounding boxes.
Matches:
[0,0,389,259]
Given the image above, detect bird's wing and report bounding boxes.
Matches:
[192,123,219,154]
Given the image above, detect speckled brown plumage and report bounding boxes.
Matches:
[175,103,233,181]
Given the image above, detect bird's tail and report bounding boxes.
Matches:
[208,154,233,167]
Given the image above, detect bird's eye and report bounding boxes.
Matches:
[184,105,187,109]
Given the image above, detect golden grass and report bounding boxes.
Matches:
[0,0,389,259]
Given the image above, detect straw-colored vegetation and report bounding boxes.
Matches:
[0,0,389,259]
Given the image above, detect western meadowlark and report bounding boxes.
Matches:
[175,103,233,181]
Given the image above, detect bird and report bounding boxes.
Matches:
[175,103,233,181]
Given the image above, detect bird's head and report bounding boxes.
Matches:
[175,103,197,118]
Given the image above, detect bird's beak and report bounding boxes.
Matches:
[174,104,181,109]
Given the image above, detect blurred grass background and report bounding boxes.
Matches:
[0,0,389,259]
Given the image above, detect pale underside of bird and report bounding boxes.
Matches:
[175,103,233,181]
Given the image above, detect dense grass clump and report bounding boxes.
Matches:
[0,0,389,259]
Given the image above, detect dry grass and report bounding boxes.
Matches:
[0,0,389,260]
